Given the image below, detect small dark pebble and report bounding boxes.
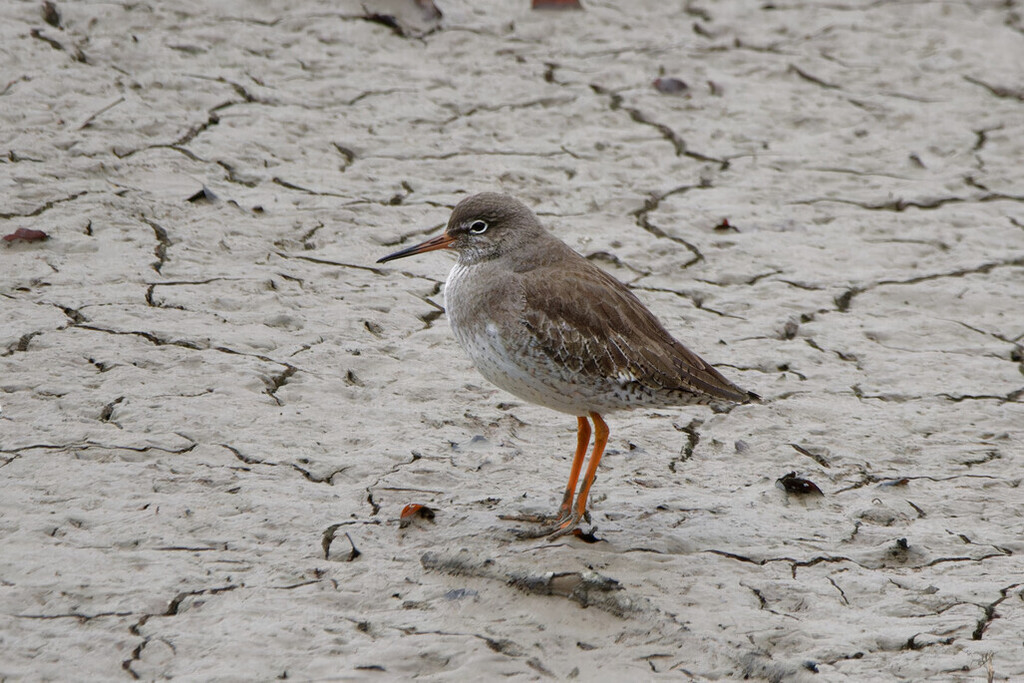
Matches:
[532,0,583,8]
[42,1,61,27]
[653,77,689,94]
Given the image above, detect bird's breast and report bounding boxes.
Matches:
[443,262,601,415]
[444,261,517,337]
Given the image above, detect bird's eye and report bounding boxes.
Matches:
[468,220,488,234]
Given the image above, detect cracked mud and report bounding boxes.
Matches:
[2,0,1023,680]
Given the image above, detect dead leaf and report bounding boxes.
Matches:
[776,471,824,496]
[400,503,436,527]
[3,228,49,243]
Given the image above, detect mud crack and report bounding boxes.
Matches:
[788,64,839,89]
[972,583,1024,640]
[670,418,702,472]
[273,250,386,276]
[140,218,171,274]
[631,186,706,267]
[263,365,297,405]
[833,256,1024,312]
[797,191,1024,212]
[963,76,1024,102]
[124,584,239,678]
[0,191,87,220]
[590,84,727,166]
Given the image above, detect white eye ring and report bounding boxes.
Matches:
[468,220,488,234]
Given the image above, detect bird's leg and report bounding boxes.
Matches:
[502,416,591,537]
[556,415,591,522]
[548,412,608,540]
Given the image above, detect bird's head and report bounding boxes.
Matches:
[377,193,545,266]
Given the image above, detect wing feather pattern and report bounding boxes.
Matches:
[517,259,753,404]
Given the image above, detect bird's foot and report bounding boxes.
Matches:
[501,509,589,540]
[501,511,569,539]
[545,511,585,540]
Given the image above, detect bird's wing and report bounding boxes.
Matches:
[516,259,752,403]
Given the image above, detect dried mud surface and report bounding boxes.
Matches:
[2,1,1023,680]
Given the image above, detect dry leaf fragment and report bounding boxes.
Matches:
[400,503,436,527]
[776,471,824,496]
[3,228,49,243]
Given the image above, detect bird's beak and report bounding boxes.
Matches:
[376,232,455,264]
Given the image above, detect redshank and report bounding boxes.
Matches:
[378,193,757,538]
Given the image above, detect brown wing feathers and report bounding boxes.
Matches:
[519,260,751,404]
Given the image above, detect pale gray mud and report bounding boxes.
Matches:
[1,1,1022,680]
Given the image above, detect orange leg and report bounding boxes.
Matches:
[574,412,609,521]
[500,416,592,533]
[557,416,592,521]
[550,412,609,539]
